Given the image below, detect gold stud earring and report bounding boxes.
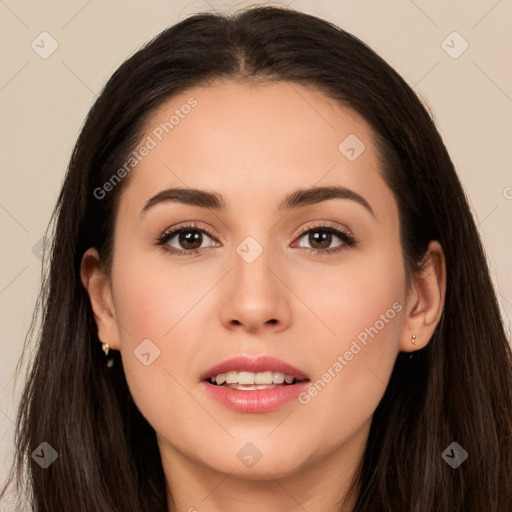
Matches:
[101,342,115,368]
[411,334,416,345]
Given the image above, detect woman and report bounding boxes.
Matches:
[3,4,511,511]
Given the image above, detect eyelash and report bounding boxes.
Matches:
[155,221,357,257]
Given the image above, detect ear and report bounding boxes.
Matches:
[399,240,446,352]
[80,248,121,350]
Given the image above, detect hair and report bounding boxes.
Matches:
[2,4,511,511]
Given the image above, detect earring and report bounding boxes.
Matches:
[101,342,115,368]
[411,334,416,345]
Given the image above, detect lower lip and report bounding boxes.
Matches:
[200,380,311,413]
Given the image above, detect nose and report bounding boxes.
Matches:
[219,244,292,334]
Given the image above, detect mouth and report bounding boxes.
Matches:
[201,354,309,388]
[206,370,308,390]
[200,355,310,412]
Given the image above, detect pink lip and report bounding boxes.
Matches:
[200,379,311,413]
[200,355,309,381]
[200,355,310,413]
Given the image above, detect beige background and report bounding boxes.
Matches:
[1,0,511,497]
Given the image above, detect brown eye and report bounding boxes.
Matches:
[296,228,347,251]
[306,230,333,250]
[176,230,204,250]
[166,229,216,251]
[156,222,219,255]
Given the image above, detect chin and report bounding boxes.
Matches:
[203,445,312,480]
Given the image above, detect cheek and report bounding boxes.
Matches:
[109,258,199,439]
[111,250,199,341]
[291,242,406,431]
[291,240,406,351]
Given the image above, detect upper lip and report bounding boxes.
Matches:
[201,355,309,381]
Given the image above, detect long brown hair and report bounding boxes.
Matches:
[3,5,511,511]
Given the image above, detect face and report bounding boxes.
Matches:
[88,81,415,481]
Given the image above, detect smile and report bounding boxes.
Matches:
[209,370,305,389]
[201,356,310,412]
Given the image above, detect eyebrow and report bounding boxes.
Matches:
[140,185,374,217]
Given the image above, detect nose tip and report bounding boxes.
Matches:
[219,255,292,333]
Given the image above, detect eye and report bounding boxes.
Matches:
[155,222,219,255]
[292,222,356,255]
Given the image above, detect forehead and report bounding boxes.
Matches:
[119,80,393,217]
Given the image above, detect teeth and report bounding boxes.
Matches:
[272,372,285,384]
[223,384,281,390]
[238,371,254,385]
[225,371,237,384]
[254,371,272,384]
[209,371,300,385]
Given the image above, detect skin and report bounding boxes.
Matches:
[81,81,446,512]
